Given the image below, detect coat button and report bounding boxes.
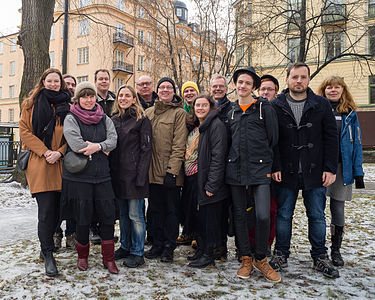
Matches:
[260,159,263,163]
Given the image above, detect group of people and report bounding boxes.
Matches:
[19,62,364,283]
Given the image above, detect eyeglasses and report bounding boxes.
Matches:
[158,86,174,91]
[260,87,275,92]
[137,82,152,87]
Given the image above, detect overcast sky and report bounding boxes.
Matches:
[0,0,22,35]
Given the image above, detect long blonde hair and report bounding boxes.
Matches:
[112,85,145,121]
[316,76,357,113]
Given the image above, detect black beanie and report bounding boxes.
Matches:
[157,77,176,93]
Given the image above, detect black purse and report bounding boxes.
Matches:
[17,149,31,171]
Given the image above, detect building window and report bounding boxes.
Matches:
[288,37,300,62]
[247,3,252,25]
[369,26,375,56]
[176,8,182,17]
[77,76,89,83]
[61,23,65,38]
[0,64,3,77]
[116,22,125,35]
[9,85,15,98]
[138,55,144,71]
[50,25,55,40]
[0,42,3,54]
[146,58,151,72]
[0,87,2,99]
[369,0,375,17]
[115,78,124,92]
[236,45,244,66]
[9,61,15,75]
[49,52,55,66]
[326,31,343,60]
[115,50,124,63]
[0,109,2,121]
[117,0,125,11]
[9,109,14,122]
[10,38,17,52]
[78,47,89,64]
[193,37,198,47]
[78,19,90,36]
[147,32,152,46]
[138,30,144,44]
[138,7,145,18]
[79,0,90,7]
[370,76,375,104]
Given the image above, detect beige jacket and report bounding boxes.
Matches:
[145,97,188,186]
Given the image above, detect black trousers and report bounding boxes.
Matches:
[196,200,224,255]
[149,184,180,250]
[231,184,270,260]
[76,224,114,245]
[35,191,60,253]
[180,174,198,236]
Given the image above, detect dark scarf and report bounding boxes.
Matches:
[32,89,71,149]
[70,102,104,125]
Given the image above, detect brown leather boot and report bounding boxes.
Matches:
[101,240,119,274]
[237,256,253,279]
[253,257,281,283]
[76,242,89,271]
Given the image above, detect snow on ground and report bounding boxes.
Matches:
[0,166,374,299]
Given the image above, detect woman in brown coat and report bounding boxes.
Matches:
[19,68,71,277]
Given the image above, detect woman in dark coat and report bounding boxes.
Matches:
[186,93,228,268]
[110,85,152,268]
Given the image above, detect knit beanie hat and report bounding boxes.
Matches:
[181,81,199,96]
[156,77,176,93]
[72,81,97,102]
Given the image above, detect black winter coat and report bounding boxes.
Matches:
[109,110,152,199]
[217,95,233,124]
[271,88,338,190]
[225,98,278,186]
[197,110,228,206]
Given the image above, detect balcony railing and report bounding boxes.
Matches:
[322,4,347,24]
[113,61,134,74]
[113,32,134,47]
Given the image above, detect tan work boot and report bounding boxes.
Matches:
[66,233,77,248]
[253,257,281,283]
[237,256,253,279]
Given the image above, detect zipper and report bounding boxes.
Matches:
[357,126,361,144]
[348,125,353,143]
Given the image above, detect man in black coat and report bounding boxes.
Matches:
[270,62,339,278]
[136,75,157,110]
[95,69,116,117]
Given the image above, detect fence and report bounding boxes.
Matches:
[0,141,21,168]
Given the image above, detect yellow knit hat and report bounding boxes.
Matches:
[181,81,199,96]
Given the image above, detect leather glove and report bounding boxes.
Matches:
[354,176,365,189]
[163,172,176,188]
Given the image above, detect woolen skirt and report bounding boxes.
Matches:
[61,179,116,225]
[326,163,353,201]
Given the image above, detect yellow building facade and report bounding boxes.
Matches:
[233,0,375,106]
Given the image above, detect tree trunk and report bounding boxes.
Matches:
[18,0,55,106]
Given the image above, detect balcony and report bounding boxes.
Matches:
[113,61,134,75]
[113,32,134,47]
[321,4,347,25]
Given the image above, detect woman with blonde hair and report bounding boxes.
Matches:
[19,68,71,276]
[109,85,152,268]
[317,76,365,267]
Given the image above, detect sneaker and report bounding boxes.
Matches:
[160,248,174,263]
[237,256,253,279]
[123,254,145,268]
[269,250,288,271]
[53,232,62,250]
[65,233,77,248]
[144,247,163,259]
[253,257,281,283]
[176,234,193,245]
[313,254,340,278]
[114,247,130,260]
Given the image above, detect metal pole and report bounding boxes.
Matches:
[62,0,69,74]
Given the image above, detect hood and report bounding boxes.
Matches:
[154,95,184,115]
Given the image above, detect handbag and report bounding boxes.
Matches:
[17,150,31,171]
[63,151,89,174]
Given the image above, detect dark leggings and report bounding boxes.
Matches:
[330,198,345,226]
[76,224,114,245]
[35,191,60,253]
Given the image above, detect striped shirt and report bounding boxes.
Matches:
[184,127,199,176]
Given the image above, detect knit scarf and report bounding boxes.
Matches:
[70,102,104,125]
[32,89,71,149]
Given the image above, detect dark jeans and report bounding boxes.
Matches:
[76,224,114,245]
[196,200,223,255]
[35,191,60,253]
[149,184,180,250]
[275,180,327,259]
[231,184,270,260]
[56,219,76,236]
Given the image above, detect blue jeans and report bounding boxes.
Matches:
[275,185,327,259]
[118,198,146,256]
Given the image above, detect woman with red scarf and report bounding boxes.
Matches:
[61,82,118,273]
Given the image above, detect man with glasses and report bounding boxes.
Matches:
[136,75,158,110]
[258,75,279,101]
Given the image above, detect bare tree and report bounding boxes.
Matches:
[18,0,56,105]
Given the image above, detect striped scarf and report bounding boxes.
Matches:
[184,127,199,176]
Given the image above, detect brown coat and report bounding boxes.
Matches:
[19,100,66,194]
[145,97,188,186]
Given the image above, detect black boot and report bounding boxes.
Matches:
[330,224,344,267]
[43,251,58,277]
[189,253,215,268]
[187,248,203,261]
